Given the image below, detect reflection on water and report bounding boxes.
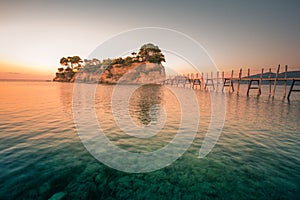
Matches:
[0,81,299,199]
[95,84,181,153]
[58,83,73,116]
[129,85,164,126]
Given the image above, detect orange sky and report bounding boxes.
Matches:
[0,59,53,80]
[1,1,299,80]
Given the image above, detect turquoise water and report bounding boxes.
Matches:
[0,81,299,199]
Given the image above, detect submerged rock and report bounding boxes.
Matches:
[48,191,66,200]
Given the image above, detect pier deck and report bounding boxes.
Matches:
[162,65,300,100]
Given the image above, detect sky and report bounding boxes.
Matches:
[0,0,300,79]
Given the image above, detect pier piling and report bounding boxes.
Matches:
[162,64,299,100]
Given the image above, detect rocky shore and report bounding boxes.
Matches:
[53,62,166,84]
[53,43,166,84]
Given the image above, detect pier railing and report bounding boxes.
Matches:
[162,65,300,100]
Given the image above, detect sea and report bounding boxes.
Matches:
[0,80,299,199]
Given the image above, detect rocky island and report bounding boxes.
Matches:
[53,43,166,84]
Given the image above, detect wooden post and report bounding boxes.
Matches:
[201,72,204,89]
[205,72,208,91]
[222,71,225,92]
[272,65,280,98]
[216,71,219,91]
[237,68,242,95]
[230,70,234,92]
[187,74,190,88]
[196,73,199,90]
[190,73,194,88]
[222,71,225,82]
[258,68,264,96]
[268,68,272,97]
[283,65,288,98]
[248,68,251,86]
[211,72,214,90]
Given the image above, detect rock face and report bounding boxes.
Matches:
[54,62,166,84]
[101,62,165,84]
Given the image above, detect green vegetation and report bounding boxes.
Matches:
[138,43,165,63]
[59,56,83,72]
[57,43,165,73]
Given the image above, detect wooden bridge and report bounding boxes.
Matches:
[162,65,300,100]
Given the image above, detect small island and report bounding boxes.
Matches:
[53,43,166,84]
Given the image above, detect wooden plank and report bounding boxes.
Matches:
[218,77,300,81]
[163,65,300,100]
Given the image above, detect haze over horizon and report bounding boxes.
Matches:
[1,0,300,80]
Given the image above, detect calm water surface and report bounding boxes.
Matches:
[0,81,299,199]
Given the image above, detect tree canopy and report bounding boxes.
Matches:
[59,57,68,66]
[60,56,82,69]
[138,43,165,63]
[58,43,165,73]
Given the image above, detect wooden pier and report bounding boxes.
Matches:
[162,65,300,100]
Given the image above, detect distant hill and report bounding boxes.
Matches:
[238,70,300,85]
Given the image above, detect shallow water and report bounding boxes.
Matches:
[0,81,299,199]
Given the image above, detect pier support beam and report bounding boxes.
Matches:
[258,68,264,96]
[204,72,215,90]
[272,65,280,98]
[283,65,288,98]
[268,68,272,97]
[287,79,300,100]
[237,68,242,95]
[247,80,261,96]
[222,70,234,92]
